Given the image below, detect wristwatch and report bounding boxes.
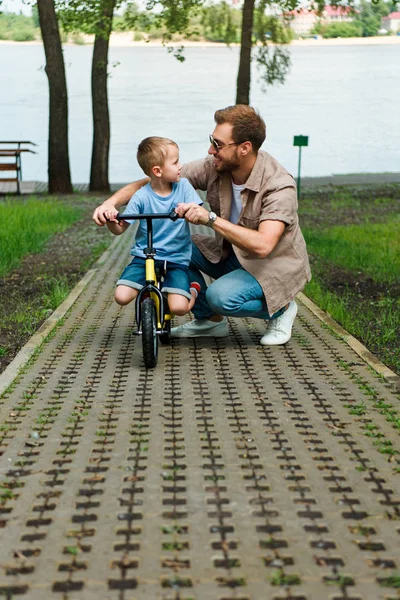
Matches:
[207,211,217,228]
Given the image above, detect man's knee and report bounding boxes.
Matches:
[206,285,232,314]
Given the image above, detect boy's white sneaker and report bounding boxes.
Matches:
[171,317,229,338]
[260,300,298,346]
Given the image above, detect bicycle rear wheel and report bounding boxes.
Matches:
[141,297,158,368]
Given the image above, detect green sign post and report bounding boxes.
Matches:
[293,135,308,199]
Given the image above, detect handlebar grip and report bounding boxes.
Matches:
[116,211,182,221]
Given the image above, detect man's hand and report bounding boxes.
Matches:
[176,203,210,225]
[103,208,120,223]
[93,200,118,226]
[178,202,285,259]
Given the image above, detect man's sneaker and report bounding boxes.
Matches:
[171,317,229,338]
[260,300,298,346]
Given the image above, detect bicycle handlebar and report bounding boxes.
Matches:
[117,209,180,222]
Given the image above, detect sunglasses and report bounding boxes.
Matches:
[209,134,242,152]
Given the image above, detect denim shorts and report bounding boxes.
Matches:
[117,257,191,300]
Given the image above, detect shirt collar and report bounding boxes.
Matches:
[242,150,265,192]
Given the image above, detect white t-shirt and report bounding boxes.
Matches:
[230,181,244,224]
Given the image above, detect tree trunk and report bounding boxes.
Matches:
[37,0,72,193]
[236,0,255,105]
[89,0,116,192]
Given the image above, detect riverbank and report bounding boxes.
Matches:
[1,32,400,47]
[2,172,400,196]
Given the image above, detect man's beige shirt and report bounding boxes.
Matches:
[181,151,311,316]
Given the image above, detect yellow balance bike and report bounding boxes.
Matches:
[117,210,179,368]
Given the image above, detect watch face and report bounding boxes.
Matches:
[207,212,216,227]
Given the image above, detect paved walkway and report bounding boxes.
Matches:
[0,233,399,600]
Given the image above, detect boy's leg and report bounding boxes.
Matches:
[116,257,146,305]
[161,262,198,316]
[167,287,198,316]
[115,285,138,306]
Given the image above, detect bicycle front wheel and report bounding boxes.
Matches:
[141,297,158,369]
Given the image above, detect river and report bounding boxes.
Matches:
[1,42,399,183]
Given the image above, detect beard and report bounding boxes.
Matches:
[214,149,241,173]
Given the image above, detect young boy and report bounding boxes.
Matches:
[105,136,203,316]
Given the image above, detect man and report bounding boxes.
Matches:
[93,105,311,345]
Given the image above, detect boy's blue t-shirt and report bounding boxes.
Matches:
[123,177,203,266]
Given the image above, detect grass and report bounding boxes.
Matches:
[300,185,400,375]
[305,278,399,351]
[0,197,84,277]
[0,193,112,372]
[303,217,400,285]
[269,570,301,586]
[0,275,72,342]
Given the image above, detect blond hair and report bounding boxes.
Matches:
[137,137,178,177]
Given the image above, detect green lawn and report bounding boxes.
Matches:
[304,218,400,285]
[300,185,399,375]
[0,197,84,277]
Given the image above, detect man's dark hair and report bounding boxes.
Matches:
[214,105,266,151]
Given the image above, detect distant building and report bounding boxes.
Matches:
[285,5,353,37]
[380,12,400,33]
[285,9,318,36]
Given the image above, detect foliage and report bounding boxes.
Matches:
[200,1,242,43]
[32,4,40,28]
[256,45,291,91]
[313,0,392,38]
[354,0,391,36]
[55,0,119,36]
[316,21,363,38]
[0,11,39,41]
[254,5,293,44]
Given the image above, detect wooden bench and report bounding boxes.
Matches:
[0,141,37,194]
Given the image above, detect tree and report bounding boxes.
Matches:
[236,0,300,104]
[355,0,391,36]
[143,0,296,106]
[200,1,240,43]
[89,0,116,191]
[57,0,118,192]
[37,0,73,193]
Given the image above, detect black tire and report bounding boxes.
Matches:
[141,297,158,369]
[159,318,171,345]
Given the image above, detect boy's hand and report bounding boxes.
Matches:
[176,203,210,225]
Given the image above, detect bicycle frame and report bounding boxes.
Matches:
[117,210,179,333]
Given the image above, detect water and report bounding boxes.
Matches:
[1,42,399,182]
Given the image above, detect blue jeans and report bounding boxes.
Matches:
[189,242,285,321]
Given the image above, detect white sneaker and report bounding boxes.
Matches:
[260,301,298,346]
[171,317,229,338]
